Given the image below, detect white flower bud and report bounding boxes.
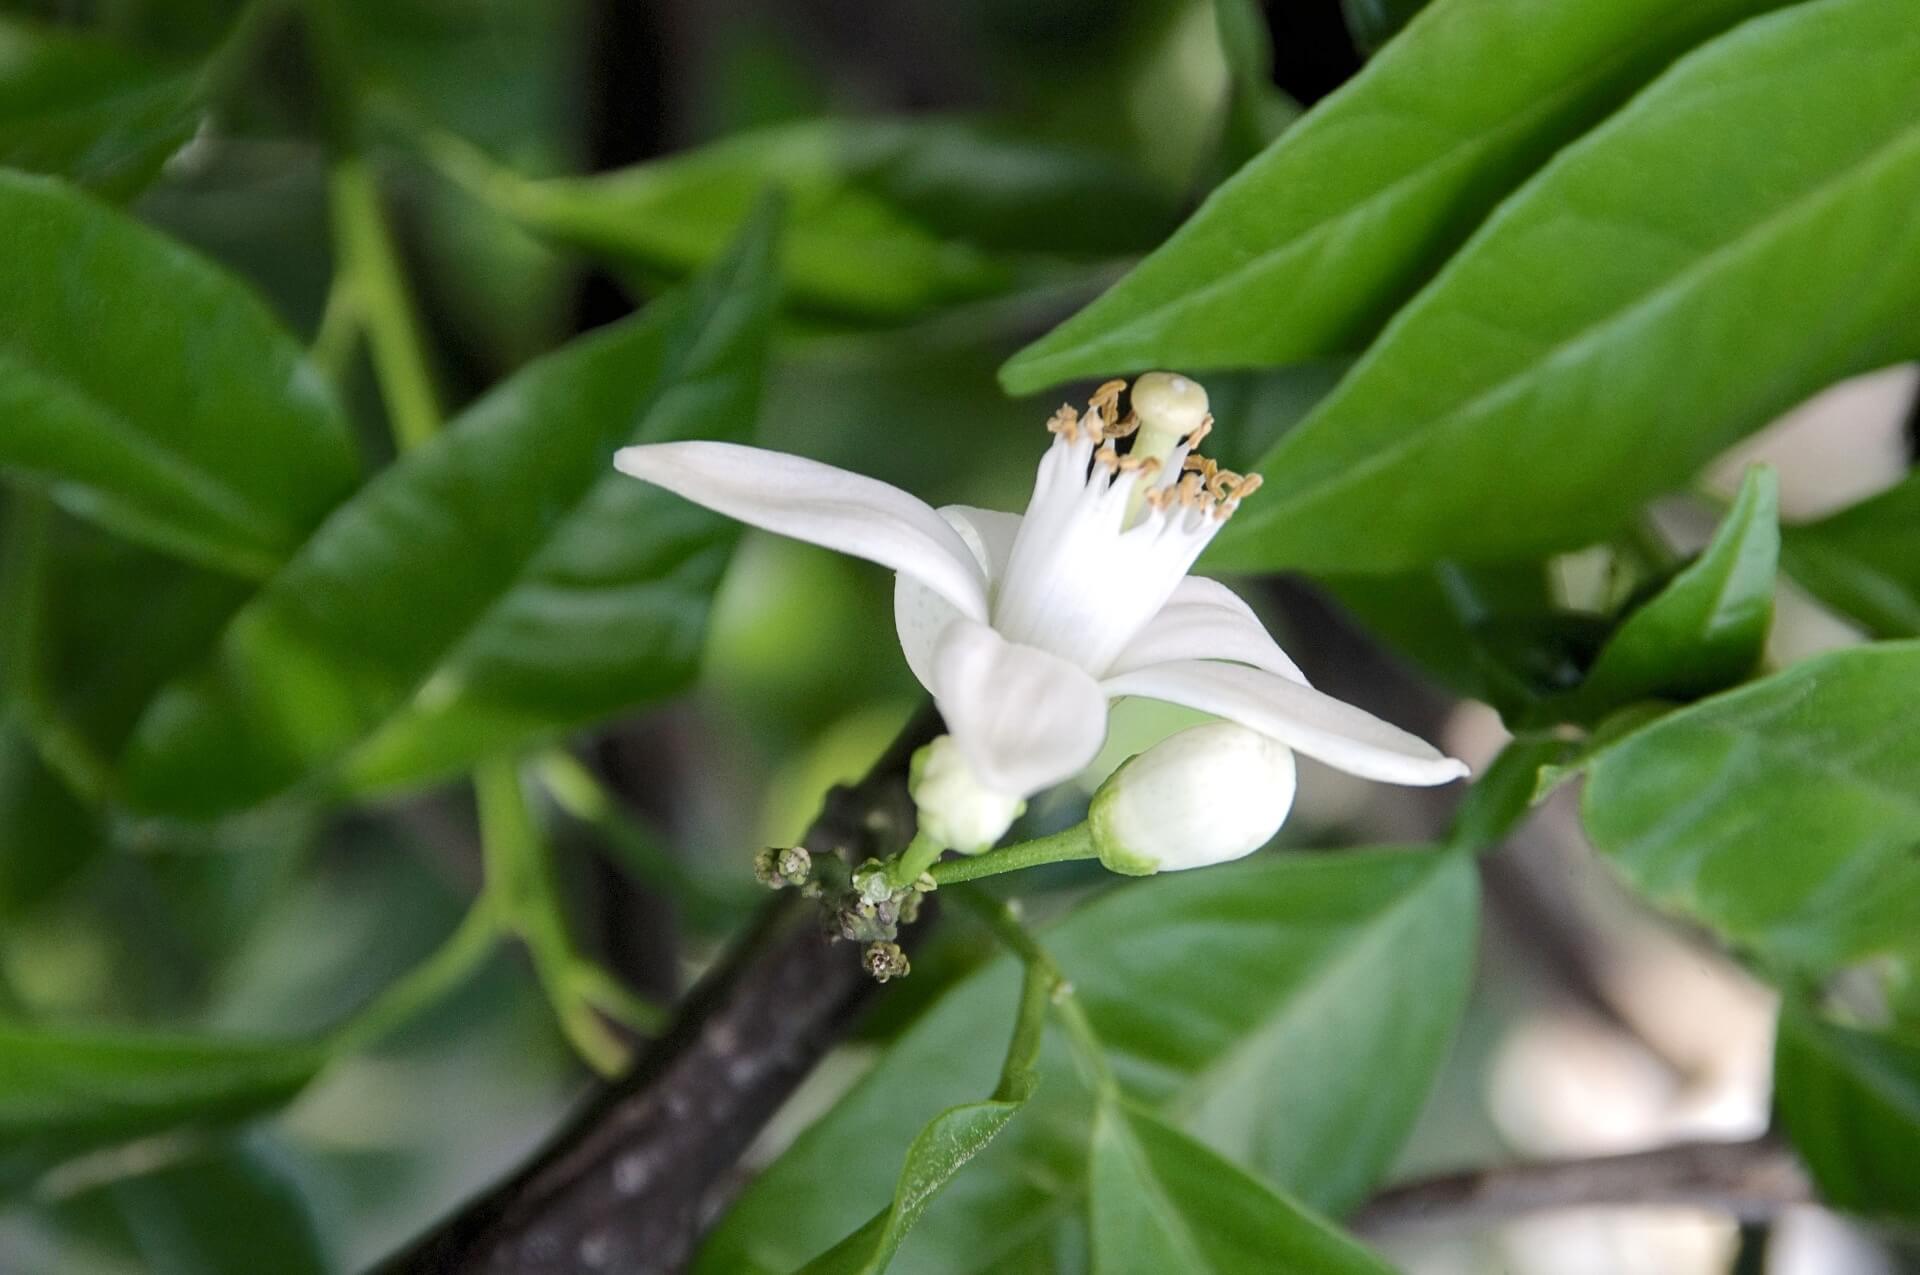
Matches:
[1089,722,1296,874]
[910,735,1026,854]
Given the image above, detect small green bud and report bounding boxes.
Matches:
[753,845,812,889]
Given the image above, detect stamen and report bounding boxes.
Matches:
[1087,379,1127,429]
[1184,413,1214,449]
[1046,404,1081,438]
[1103,411,1140,440]
[1206,467,1243,501]
[1093,444,1122,470]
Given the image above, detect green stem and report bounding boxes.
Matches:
[950,886,1118,1099]
[475,760,641,1077]
[0,494,118,805]
[309,266,363,384]
[198,0,295,104]
[887,829,947,889]
[536,751,754,931]
[927,823,1098,887]
[331,895,501,1056]
[327,158,442,453]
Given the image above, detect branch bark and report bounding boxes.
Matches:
[374,709,941,1275]
[1353,1136,1814,1233]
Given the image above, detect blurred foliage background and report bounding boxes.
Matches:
[0,0,1918,1272]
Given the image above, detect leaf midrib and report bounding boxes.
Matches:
[1251,100,1920,528]
[0,349,287,558]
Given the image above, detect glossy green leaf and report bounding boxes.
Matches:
[1557,466,1778,721]
[121,204,778,815]
[796,962,1049,1275]
[0,17,202,198]
[1001,0,1798,392]
[0,1024,323,1193]
[1580,643,1920,984]
[1089,1102,1395,1275]
[1783,470,1920,639]
[433,118,1175,321]
[700,847,1477,1275]
[1209,0,1920,573]
[0,173,357,578]
[1775,1007,1920,1222]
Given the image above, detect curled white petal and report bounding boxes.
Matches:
[1090,722,1296,874]
[1101,659,1468,787]
[1106,576,1308,685]
[893,506,1022,690]
[615,441,989,620]
[930,619,1108,798]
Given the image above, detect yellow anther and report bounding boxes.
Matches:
[1087,379,1128,427]
[1185,413,1214,449]
[1104,410,1140,440]
[1046,404,1081,437]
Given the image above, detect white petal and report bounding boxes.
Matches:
[1101,659,1468,787]
[615,441,988,620]
[1106,576,1309,685]
[930,619,1109,798]
[893,506,1023,689]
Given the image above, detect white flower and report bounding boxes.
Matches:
[911,735,1026,854]
[1090,722,1296,874]
[614,372,1466,813]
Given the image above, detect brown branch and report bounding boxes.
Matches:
[1352,1136,1813,1233]
[373,708,941,1275]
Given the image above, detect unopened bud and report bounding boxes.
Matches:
[910,735,1025,854]
[864,941,911,982]
[852,859,893,904]
[753,845,812,889]
[1089,722,1296,874]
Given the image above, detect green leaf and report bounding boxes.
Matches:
[1556,466,1779,722]
[121,203,779,815]
[1210,0,1920,573]
[433,118,1175,322]
[0,16,203,198]
[699,847,1477,1275]
[1000,0,1798,392]
[0,173,357,578]
[49,1136,329,1275]
[1341,0,1433,54]
[1783,470,1920,639]
[0,1024,323,1193]
[1446,733,1575,853]
[1579,643,1920,984]
[1088,1102,1395,1275]
[1323,560,1558,703]
[1774,1006,1920,1222]
[795,961,1050,1275]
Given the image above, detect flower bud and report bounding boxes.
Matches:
[1089,722,1296,874]
[910,735,1026,854]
